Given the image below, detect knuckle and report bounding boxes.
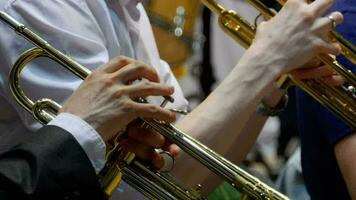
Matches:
[142,80,155,90]
[114,88,126,98]
[115,55,132,67]
[135,63,147,72]
[121,101,135,113]
[148,105,159,114]
[100,75,115,87]
[300,9,315,23]
[117,55,130,63]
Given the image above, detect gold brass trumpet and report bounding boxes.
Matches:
[0,11,288,200]
[202,0,356,130]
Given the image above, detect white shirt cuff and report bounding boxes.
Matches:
[48,113,106,173]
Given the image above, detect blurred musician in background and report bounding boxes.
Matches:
[296,1,356,199]
[0,0,344,199]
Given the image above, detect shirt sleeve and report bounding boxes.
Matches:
[0,0,109,131]
[48,113,106,173]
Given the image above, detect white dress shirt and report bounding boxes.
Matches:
[0,0,188,199]
[211,0,259,87]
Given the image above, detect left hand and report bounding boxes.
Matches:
[120,120,181,169]
[291,56,344,86]
[262,57,344,107]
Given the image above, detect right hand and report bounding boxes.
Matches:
[60,56,176,142]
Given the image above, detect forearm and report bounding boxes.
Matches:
[172,44,283,190]
[193,111,270,194]
[228,83,284,162]
[176,86,283,194]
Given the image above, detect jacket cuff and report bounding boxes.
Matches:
[48,113,106,173]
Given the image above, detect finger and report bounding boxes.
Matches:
[103,55,134,73]
[323,75,345,86]
[292,65,335,79]
[127,127,166,148]
[317,39,342,55]
[310,0,335,17]
[299,58,323,69]
[120,139,156,160]
[125,81,174,98]
[163,143,181,157]
[314,11,343,33]
[151,152,164,169]
[132,103,176,123]
[114,63,160,84]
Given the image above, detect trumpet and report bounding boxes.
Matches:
[202,0,356,130]
[0,11,288,200]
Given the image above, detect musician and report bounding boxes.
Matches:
[0,56,177,200]
[296,1,356,199]
[0,0,343,198]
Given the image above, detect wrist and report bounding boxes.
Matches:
[262,83,285,107]
[58,108,109,142]
[247,41,288,77]
[257,83,288,116]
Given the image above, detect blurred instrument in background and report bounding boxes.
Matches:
[145,0,202,79]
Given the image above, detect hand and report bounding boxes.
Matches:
[60,56,176,142]
[262,57,344,107]
[252,0,343,73]
[120,120,181,169]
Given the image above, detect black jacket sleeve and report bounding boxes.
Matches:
[0,125,105,200]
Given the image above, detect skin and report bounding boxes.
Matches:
[60,0,345,195]
[60,56,178,168]
[335,133,356,199]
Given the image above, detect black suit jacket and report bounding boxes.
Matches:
[0,125,105,200]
